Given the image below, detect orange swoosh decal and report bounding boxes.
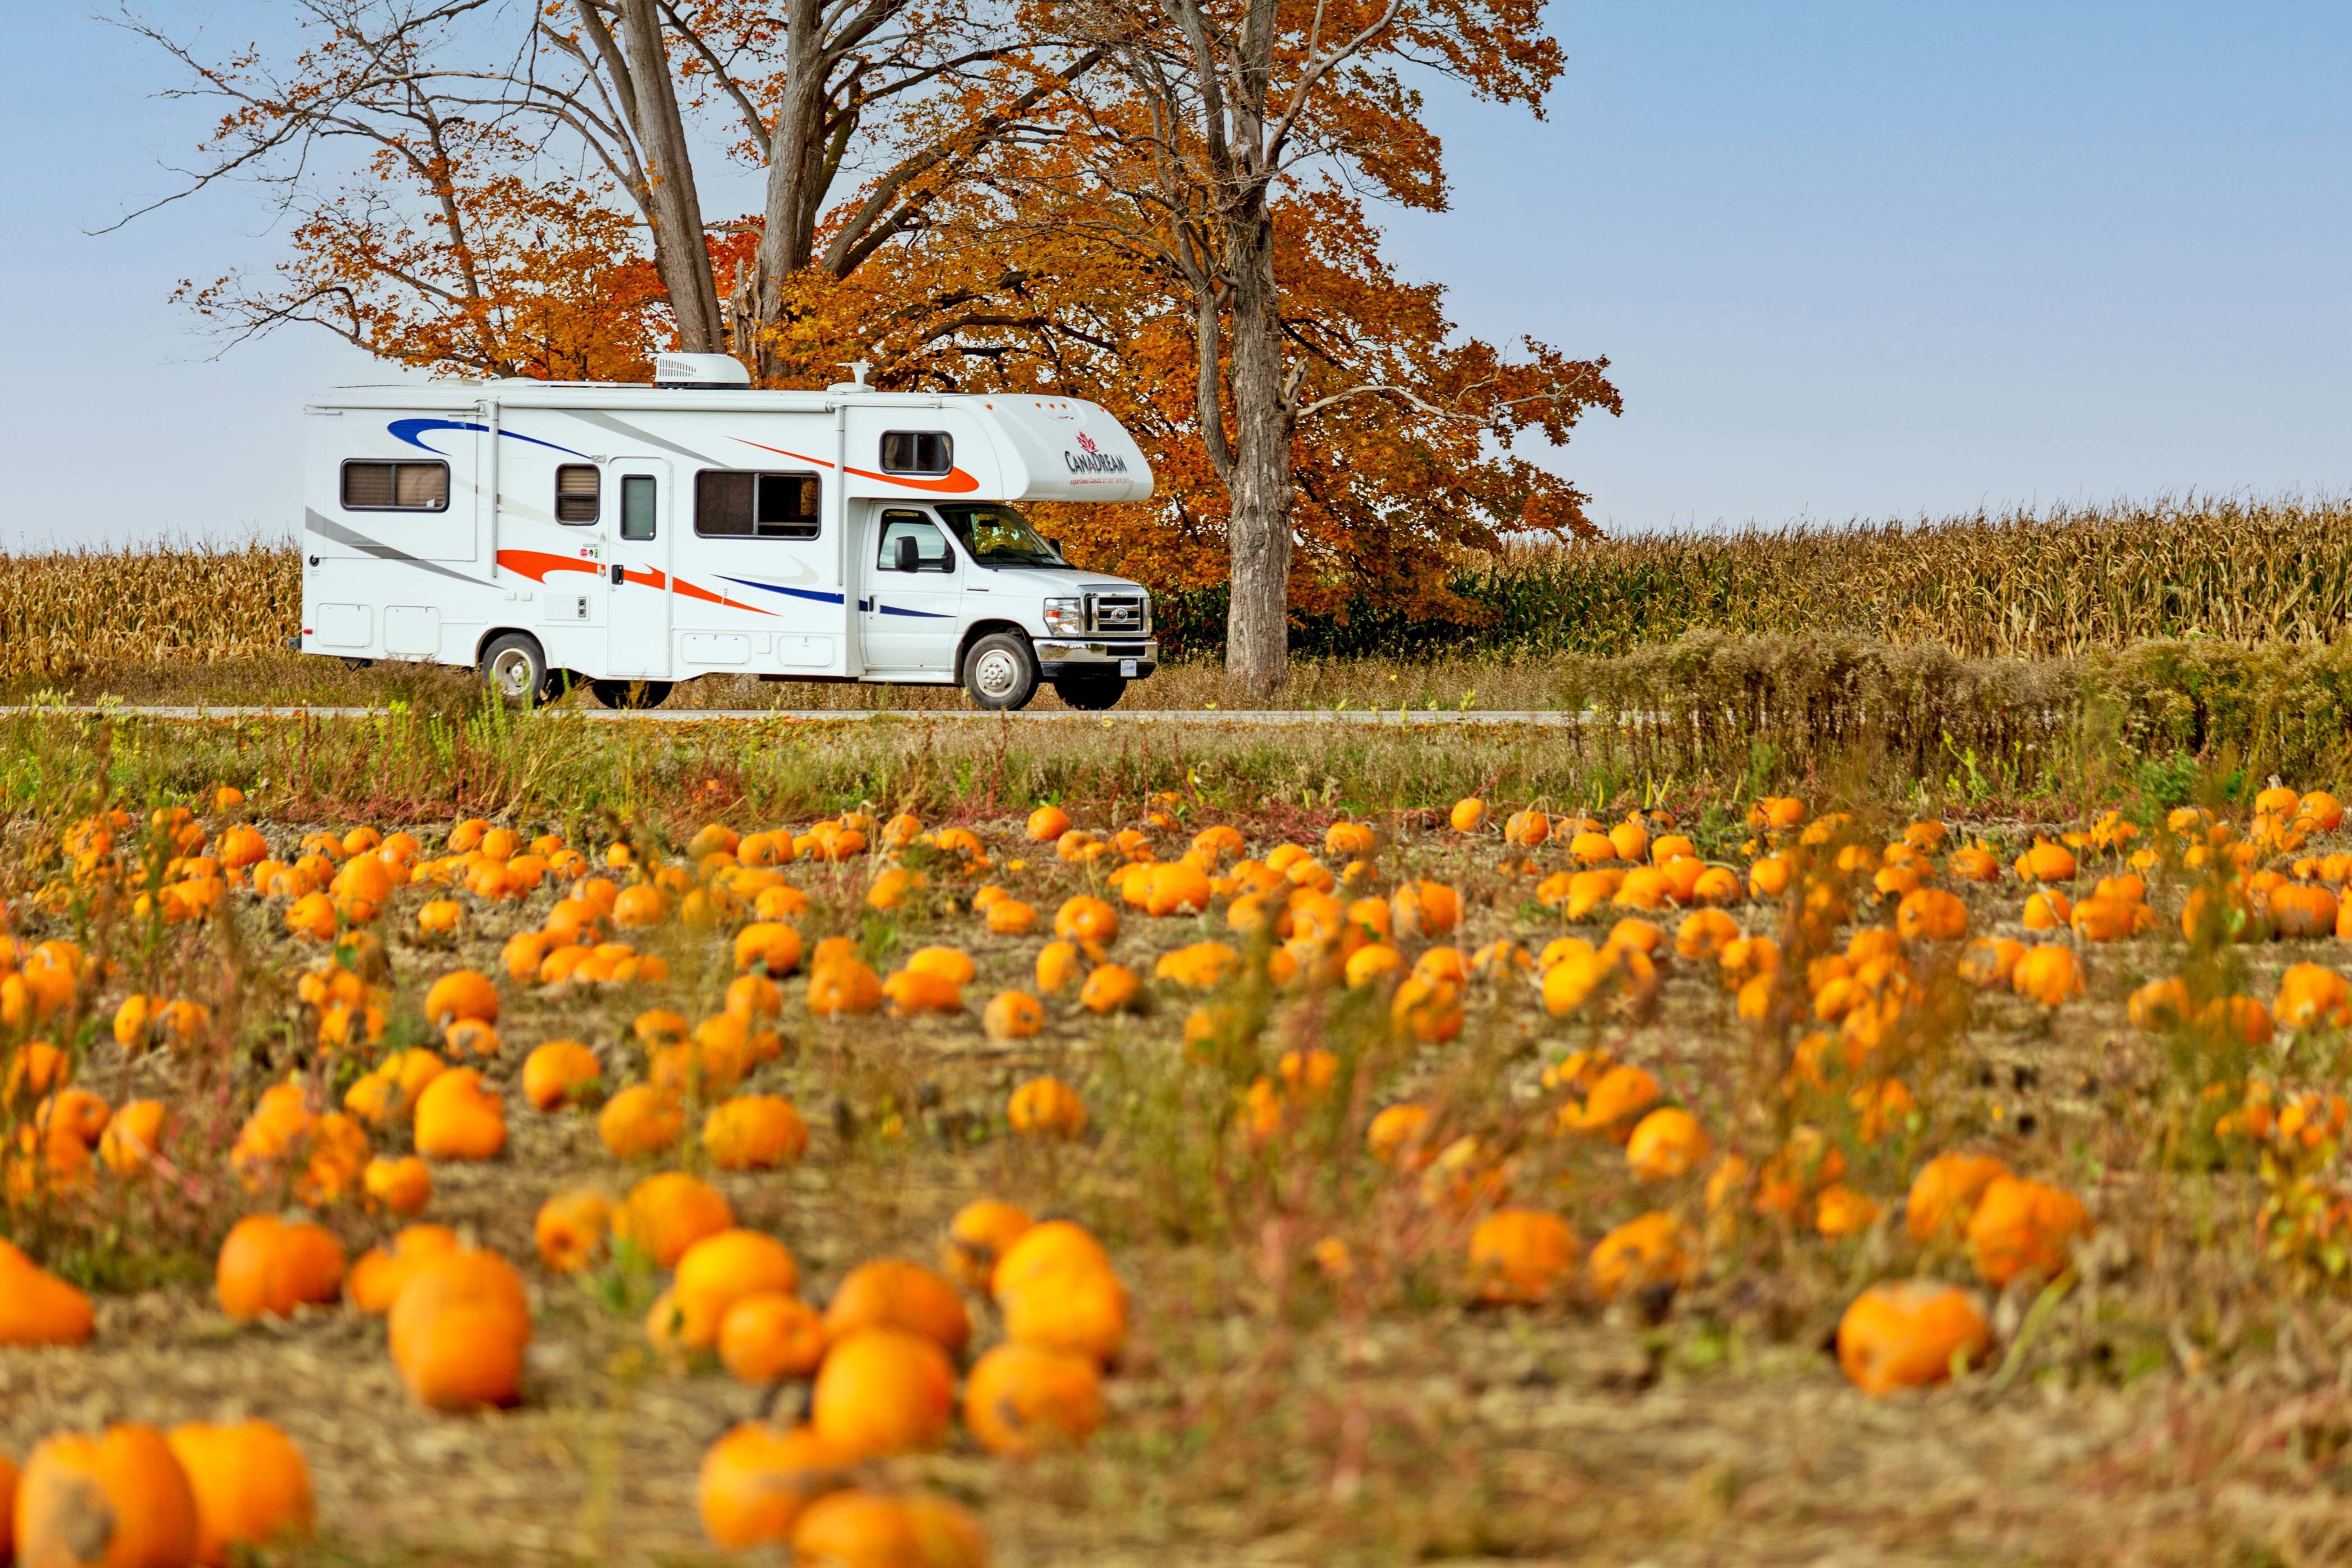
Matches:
[731,437,980,494]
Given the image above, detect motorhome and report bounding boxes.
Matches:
[297,354,1158,710]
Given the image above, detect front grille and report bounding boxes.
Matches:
[1087,592,1148,635]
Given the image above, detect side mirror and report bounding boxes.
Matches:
[1046,537,1066,560]
[893,535,919,572]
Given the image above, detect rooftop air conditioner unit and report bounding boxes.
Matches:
[653,352,751,390]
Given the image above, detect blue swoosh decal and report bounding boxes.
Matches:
[878,604,954,619]
[719,575,846,607]
[389,418,592,459]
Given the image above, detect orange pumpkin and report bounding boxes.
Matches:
[167,1420,314,1566]
[412,1067,507,1160]
[1052,895,1120,944]
[673,1229,801,1348]
[0,1246,95,1346]
[732,921,804,976]
[1967,1176,2090,1285]
[997,1259,1128,1364]
[822,1258,971,1356]
[807,958,884,1017]
[1025,804,1073,841]
[215,1214,346,1321]
[1078,963,1143,1014]
[808,1327,956,1457]
[704,1094,809,1170]
[2277,962,2352,1029]
[534,1190,611,1274]
[1556,1062,1662,1140]
[719,1293,829,1383]
[964,1341,1105,1456]
[363,1154,433,1216]
[1623,1107,1711,1180]
[1588,1211,1697,1303]
[995,1220,1112,1297]
[16,1423,200,1568]
[1007,1075,1087,1138]
[1466,1209,1578,1303]
[521,1040,604,1111]
[421,967,499,1028]
[2010,944,2085,1007]
[1904,1152,2011,1244]
[388,1249,532,1410]
[614,1171,734,1267]
[697,1421,853,1550]
[96,1098,169,1176]
[1837,1280,1990,1395]
[598,1084,685,1158]
[940,1199,1034,1292]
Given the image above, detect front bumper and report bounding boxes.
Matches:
[1036,639,1158,679]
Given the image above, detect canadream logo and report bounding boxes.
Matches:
[1062,430,1128,475]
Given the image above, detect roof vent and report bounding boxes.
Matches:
[653,353,751,390]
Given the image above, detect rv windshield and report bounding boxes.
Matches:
[934,504,1068,569]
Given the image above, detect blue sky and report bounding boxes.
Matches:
[2,2,2346,546]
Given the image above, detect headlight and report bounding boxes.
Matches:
[1043,597,1085,635]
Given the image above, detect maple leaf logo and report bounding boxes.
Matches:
[1076,432,1100,454]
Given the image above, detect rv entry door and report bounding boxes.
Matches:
[605,459,673,679]
[862,506,962,674]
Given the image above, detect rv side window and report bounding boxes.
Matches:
[555,465,600,523]
[880,431,953,477]
[341,460,449,512]
[695,470,822,539]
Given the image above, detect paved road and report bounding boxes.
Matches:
[0,704,1590,726]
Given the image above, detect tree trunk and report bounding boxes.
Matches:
[617,0,726,353]
[1219,196,1293,698]
[750,0,829,379]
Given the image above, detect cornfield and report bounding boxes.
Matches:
[6,494,2352,677]
[1158,492,2352,660]
[0,541,299,675]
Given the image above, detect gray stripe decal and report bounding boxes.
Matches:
[564,411,726,467]
[303,510,490,586]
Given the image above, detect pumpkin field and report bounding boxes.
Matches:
[2,706,2352,1566]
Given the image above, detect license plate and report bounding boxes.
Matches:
[1119,659,1138,678]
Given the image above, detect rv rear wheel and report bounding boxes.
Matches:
[588,679,674,710]
[962,633,1038,711]
[1053,673,1126,711]
[478,633,548,708]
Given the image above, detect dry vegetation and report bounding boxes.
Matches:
[1,710,2351,1563]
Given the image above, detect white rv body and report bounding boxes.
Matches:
[298,363,1158,706]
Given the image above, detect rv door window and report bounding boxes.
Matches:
[555,465,600,523]
[876,511,952,571]
[695,470,822,539]
[879,431,953,477]
[620,475,657,541]
[341,460,449,512]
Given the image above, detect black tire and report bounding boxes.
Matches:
[962,632,1038,711]
[1054,673,1127,711]
[589,679,675,710]
[478,633,547,708]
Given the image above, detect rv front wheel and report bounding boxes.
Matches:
[478,633,548,708]
[962,633,1038,711]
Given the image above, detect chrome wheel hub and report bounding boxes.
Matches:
[491,650,534,697]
